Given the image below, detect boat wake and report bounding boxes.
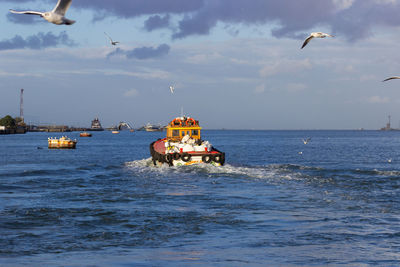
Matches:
[124,159,400,190]
[124,158,309,181]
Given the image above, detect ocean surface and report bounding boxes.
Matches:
[1,130,400,266]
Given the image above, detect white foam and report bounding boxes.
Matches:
[124,158,306,181]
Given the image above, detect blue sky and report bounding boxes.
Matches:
[1,0,400,129]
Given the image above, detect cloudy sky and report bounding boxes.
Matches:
[1,0,400,129]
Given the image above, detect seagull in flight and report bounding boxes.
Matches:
[301,32,334,49]
[382,76,400,82]
[170,85,175,94]
[9,0,75,25]
[302,138,311,144]
[104,32,120,46]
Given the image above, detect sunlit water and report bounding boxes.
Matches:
[1,130,400,266]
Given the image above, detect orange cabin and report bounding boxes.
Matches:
[166,117,201,141]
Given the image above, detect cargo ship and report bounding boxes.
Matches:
[150,116,225,166]
[48,136,77,149]
[89,117,104,131]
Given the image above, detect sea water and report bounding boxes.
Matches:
[1,130,400,266]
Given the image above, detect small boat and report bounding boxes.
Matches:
[112,130,119,134]
[150,116,225,166]
[80,132,92,137]
[48,136,77,149]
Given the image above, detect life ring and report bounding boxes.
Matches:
[202,154,212,163]
[186,118,196,126]
[171,118,182,126]
[213,153,224,164]
[164,153,173,163]
[181,153,192,162]
[173,153,181,160]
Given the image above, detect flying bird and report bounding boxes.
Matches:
[302,138,311,144]
[301,32,334,49]
[170,85,175,94]
[9,0,75,25]
[382,76,400,82]
[104,32,120,46]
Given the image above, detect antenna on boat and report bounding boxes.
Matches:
[180,106,184,117]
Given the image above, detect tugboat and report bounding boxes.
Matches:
[48,136,77,149]
[150,116,225,166]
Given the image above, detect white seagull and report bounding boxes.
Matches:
[9,0,75,25]
[382,76,400,82]
[302,138,311,144]
[301,32,334,49]
[169,85,175,94]
[104,32,120,46]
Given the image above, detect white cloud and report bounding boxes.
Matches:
[254,84,265,94]
[343,65,355,73]
[333,0,356,11]
[373,0,398,5]
[287,83,307,92]
[259,59,312,77]
[360,74,377,82]
[367,95,390,103]
[185,52,223,64]
[52,68,170,80]
[124,89,139,97]
[0,70,43,77]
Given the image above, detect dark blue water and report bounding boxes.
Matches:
[1,130,400,266]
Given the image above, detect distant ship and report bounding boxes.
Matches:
[89,118,104,131]
[144,123,163,132]
[380,115,400,131]
[106,122,134,131]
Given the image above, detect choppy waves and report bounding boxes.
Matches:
[3,131,400,266]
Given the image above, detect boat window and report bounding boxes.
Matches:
[172,130,179,136]
[192,130,199,136]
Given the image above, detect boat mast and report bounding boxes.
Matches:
[20,88,24,123]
